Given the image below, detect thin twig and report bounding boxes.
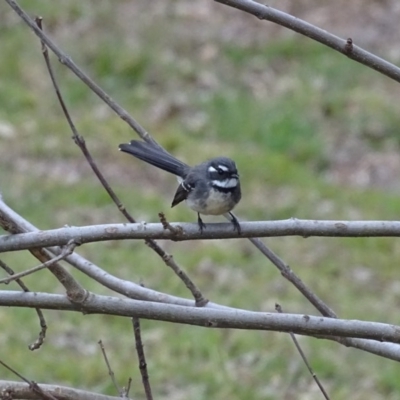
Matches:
[276,304,330,400]
[250,236,335,317]
[158,212,181,235]
[0,359,58,400]
[98,340,122,396]
[5,0,157,145]
[125,378,132,398]
[0,240,78,285]
[0,259,47,351]
[132,318,153,400]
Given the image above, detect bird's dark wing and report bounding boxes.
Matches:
[119,140,189,177]
[171,183,190,207]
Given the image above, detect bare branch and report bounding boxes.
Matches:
[214,0,400,83]
[0,380,124,400]
[1,291,400,348]
[276,304,330,400]
[248,236,336,317]
[132,318,153,400]
[4,0,157,145]
[0,360,57,400]
[2,218,400,252]
[0,240,77,284]
[98,340,123,397]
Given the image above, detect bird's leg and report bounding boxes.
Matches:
[197,213,206,233]
[229,212,241,235]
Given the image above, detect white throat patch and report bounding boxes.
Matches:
[212,178,238,189]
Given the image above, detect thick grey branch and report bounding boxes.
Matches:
[1,291,400,347]
[2,220,400,252]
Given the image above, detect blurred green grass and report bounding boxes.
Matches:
[1,1,400,399]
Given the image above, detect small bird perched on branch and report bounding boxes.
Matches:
[119,140,242,233]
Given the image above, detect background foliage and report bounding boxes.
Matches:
[1,1,400,398]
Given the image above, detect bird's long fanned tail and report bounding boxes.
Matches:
[119,140,189,177]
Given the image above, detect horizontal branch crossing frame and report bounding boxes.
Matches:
[1,220,400,252]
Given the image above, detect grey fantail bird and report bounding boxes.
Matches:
[119,140,242,233]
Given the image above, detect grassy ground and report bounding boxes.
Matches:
[1,1,400,399]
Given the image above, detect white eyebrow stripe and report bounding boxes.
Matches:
[212,178,238,188]
[208,165,231,174]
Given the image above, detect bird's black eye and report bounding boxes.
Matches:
[217,168,224,175]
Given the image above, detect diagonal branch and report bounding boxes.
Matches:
[4,0,156,145]
[0,196,87,303]
[0,240,77,284]
[214,0,400,83]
